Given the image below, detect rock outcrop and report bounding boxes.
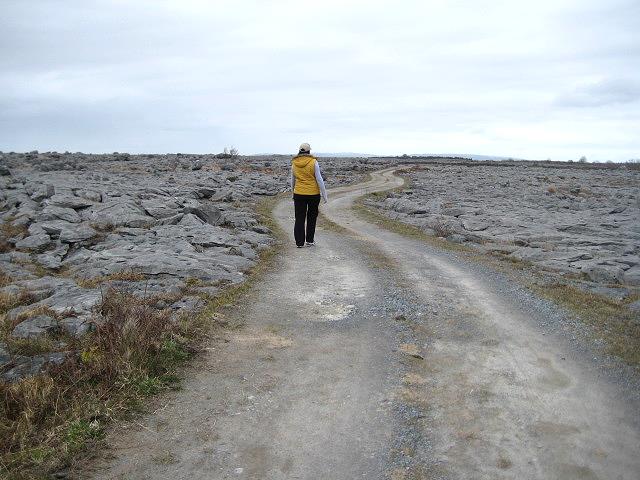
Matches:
[0,151,386,381]
[365,162,640,298]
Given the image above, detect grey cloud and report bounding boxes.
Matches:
[1,0,639,160]
[555,79,640,107]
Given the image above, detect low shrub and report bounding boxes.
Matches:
[0,220,28,240]
[0,288,194,478]
[431,219,456,238]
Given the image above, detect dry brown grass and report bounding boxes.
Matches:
[352,203,470,254]
[0,289,38,317]
[0,220,28,254]
[5,336,63,357]
[497,455,513,469]
[318,212,352,236]
[11,258,53,278]
[0,269,13,288]
[75,270,147,289]
[1,220,28,240]
[0,238,12,254]
[532,284,640,366]
[9,305,61,326]
[89,222,117,233]
[0,288,192,478]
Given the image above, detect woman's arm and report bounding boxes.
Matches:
[290,165,296,193]
[314,161,328,204]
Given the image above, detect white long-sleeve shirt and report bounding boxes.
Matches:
[290,161,328,204]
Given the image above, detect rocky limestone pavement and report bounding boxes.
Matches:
[365,161,640,299]
[1,151,387,382]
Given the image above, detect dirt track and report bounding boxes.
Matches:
[91,169,640,480]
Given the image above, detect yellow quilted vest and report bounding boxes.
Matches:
[292,154,320,195]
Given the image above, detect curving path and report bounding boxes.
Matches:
[91,169,640,480]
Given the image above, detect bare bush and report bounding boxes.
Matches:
[215,146,239,159]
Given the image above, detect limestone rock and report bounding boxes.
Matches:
[183,204,224,225]
[30,184,55,201]
[178,213,205,226]
[157,213,183,225]
[47,194,93,209]
[11,315,58,339]
[462,219,491,232]
[582,264,625,284]
[15,233,51,252]
[88,201,153,228]
[35,243,70,269]
[59,315,94,337]
[623,266,640,286]
[59,224,98,243]
[441,207,466,217]
[74,189,102,202]
[41,288,102,315]
[1,352,67,383]
[42,205,81,223]
[142,199,180,219]
[0,342,10,367]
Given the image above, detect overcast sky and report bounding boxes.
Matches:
[1,0,639,160]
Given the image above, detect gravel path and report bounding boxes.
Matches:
[89,170,640,480]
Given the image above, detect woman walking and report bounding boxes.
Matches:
[290,143,328,248]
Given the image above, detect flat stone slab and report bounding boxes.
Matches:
[15,233,51,252]
[1,352,68,383]
[11,315,58,339]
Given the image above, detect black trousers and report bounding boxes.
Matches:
[293,194,321,246]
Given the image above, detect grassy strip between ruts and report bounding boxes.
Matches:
[352,192,640,369]
[0,194,286,480]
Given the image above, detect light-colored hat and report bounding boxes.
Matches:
[299,142,311,153]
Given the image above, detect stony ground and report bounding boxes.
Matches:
[364,161,640,301]
[2,154,639,479]
[87,169,640,480]
[0,152,388,382]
